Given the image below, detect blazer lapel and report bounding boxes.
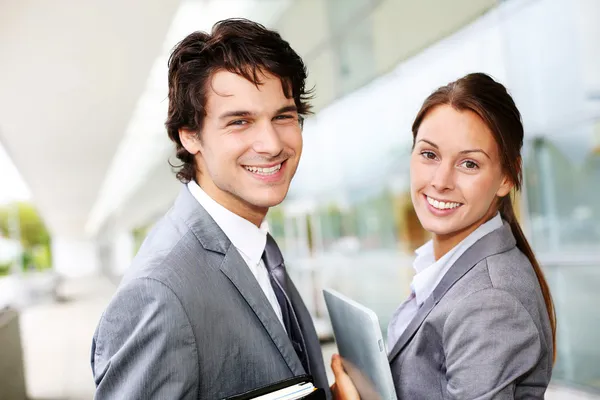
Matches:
[388,222,516,362]
[172,186,305,375]
[387,294,436,362]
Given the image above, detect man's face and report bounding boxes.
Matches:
[180,70,303,224]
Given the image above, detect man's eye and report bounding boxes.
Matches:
[274,115,295,121]
[229,120,248,126]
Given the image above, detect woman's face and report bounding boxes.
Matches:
[410,104,513,243]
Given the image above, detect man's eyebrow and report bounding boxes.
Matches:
[275,105,298,114]
[218,105,298,120]
[218,110,255,120]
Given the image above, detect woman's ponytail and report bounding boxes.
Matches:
[500,196,557,362]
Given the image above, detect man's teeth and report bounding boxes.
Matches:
[427,196,461,210]
[245,164,282,175]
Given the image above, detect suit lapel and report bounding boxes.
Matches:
[172,187,305,375]
[286,276,330,392]
[388,222,516,362]
[219,246,305,375]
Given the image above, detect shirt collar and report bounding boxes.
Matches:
[411,241,459,305]
[187,180,268,266]
[411,212,503,306]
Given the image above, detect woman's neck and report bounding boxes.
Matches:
[433,233,468,261]
[432,211,498,260]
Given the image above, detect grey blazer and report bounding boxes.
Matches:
[91,187,330,399]
[388,222,553,399]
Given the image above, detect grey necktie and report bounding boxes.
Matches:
[262,233,310,373]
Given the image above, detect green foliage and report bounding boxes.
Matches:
[0,202,51,248]
[31,245,52,269]
[0,202,52,272]
[0,262,11,276]
[21,250,33,269]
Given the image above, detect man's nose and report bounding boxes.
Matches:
[252,121,284,157]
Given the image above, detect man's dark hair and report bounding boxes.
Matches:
[165,18,312,183]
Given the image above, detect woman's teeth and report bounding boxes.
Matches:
[427,195,461,210]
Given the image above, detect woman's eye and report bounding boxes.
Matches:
[421,151,437,160]
[462,160,479,169]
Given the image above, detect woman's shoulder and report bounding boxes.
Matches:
[485,246,537,292]
[443,247,543,321]
[483,247,551,332]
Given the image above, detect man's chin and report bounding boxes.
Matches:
[250,197,286,209]
[247,191,289,209]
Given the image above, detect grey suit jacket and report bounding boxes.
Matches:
[91,186,330,399]
[388,222,553,399]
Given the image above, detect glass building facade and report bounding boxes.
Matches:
[265,0,600,392]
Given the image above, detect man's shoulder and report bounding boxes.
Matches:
[122,210,210,288]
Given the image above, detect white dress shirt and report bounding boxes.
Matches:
[187,180,285,329]
[387,213,503,351]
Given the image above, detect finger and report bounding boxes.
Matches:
[331,354,340,372]
[331,354,345,376]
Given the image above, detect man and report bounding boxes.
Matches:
[91,18,330,399]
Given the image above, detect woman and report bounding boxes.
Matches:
[331,73,556,399]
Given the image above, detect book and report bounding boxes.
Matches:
[225,375,326,400]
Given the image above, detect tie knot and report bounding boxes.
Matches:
[262,233,284,272]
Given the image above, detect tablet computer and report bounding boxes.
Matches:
[323,288,396,400]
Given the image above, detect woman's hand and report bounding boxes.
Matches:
[330,354,360,400]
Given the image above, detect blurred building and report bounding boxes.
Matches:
[0,0,598,396]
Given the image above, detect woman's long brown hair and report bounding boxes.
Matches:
[412,73,556,362]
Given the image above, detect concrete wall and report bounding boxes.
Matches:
[0,308,27,400]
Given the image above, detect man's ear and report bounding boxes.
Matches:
[179,129,202,155]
